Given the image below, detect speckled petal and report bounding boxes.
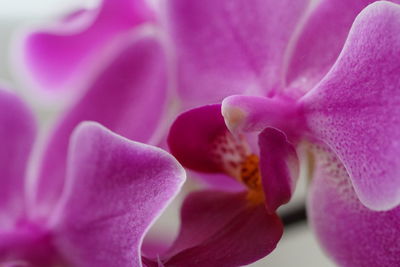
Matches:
[302,1,400,210]
[54,122,185,267]
[308,145,400,267]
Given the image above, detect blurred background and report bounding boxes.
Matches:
[0,0,335,266]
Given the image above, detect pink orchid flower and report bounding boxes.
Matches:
[221,2,400,266]
[17,0,400,265]
[168,0,400,266]
[4,85,263,266]
[0,88,185,266]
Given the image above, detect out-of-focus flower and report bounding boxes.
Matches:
[0,88,185,266]
[220,2,400,266]
[18,0,156,99]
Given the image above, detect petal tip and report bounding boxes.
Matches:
[222,98,247,133]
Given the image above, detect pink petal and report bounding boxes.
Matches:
[258,128,299,212]
[301,1,400,210]
[20,0,154,96]
[308,145,400,266]
[53,122,185,267]
[222,95,305,140]
[0,88,36,225]
[168,104,228,174]
[286,0,377,93]
[32,36,168,215]
[166,0,309,108]
[167,104,247,190]
[158,190,283,266]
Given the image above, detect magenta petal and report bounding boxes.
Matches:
[258,128,299,212]
[0,88,36,224]
[168,104,227,174]
[302,1,400,210]
[33,36,168,214]
[54,122,185,267]
[21,0,154,95]
[308,147,400,266]
[166,0,309,107]
[160,191,283,266]
[286,0,377,92]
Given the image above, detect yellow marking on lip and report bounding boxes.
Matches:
[240,154,264,204]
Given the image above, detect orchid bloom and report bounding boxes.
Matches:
[0,88,185,266]
[17,0,400,266]
[223,2,400,267]
[167,0,400,266]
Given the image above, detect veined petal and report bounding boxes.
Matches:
[53,122,185,267]
[308,145,400,267]
[286,0,377,93]
[166,0,310,108]
[32,36,168,215]
[152,190,282,266]
[19,0,154,96]
[301,1,400,210]
[259,128,299,212]
[0,88,36,226]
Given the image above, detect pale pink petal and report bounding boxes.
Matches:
[20,0,154,95]
[54,122,185,267]
[258,128,299,212]
[302,1,400,210]
[156,190,283,266]
[308,145,400,267]
[32,36,168,215]
[0,88,36,225]
[166,0,309,108]
[286,0,377,93]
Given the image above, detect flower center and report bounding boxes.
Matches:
[211,132,264,204]
[239,154,264,204]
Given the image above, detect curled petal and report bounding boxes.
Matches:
[259,128,299,212]
[0,88,36,226]
[154,190,283,267]
[166,0,309,107]
[302,1,400,210]
[167,104,248,190]
[168,104,227,173]
[53,122,185,267]
[308,146,400,267]
[19,0,154,96]
[33,36,168,215]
